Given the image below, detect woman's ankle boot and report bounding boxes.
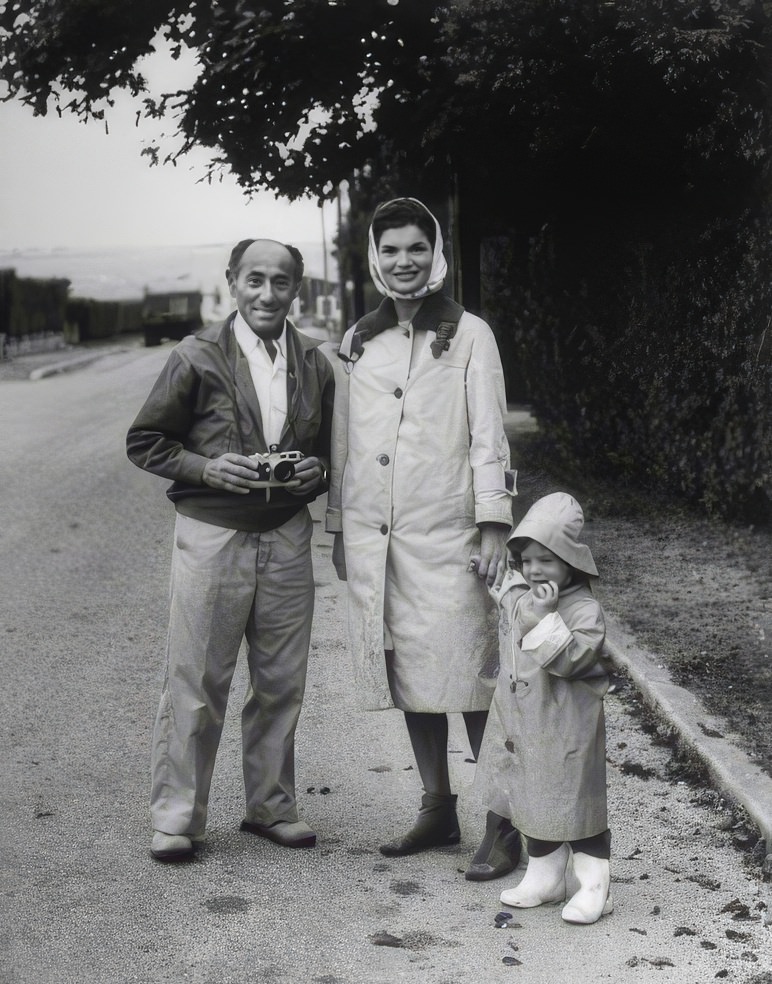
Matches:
[379,792,461,857]
[465,811,522,881]
[561,853,613,924]
[499,843,569,907]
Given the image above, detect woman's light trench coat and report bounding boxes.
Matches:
[326,294,515,712]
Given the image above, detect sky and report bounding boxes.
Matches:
[0,43,328,252]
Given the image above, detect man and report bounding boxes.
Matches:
[127,239,335,861]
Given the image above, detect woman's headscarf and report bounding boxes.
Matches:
[367,197,448,301]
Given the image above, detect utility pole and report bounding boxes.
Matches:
[320,202,330,327]
[337,188,348,336]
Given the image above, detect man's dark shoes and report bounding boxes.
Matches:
[464,811,522,881]
[379,792,461,857]
[240,818,317,848]
[150,831,195,862]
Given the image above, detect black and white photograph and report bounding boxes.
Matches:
[1,2,771,982]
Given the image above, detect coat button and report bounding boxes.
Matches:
[380,524,388,535]
[377,454,390,466]
[393,387,403,398]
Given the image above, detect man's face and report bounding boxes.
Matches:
[227,240,300,336]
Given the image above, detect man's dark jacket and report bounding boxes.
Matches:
[126,315,335,532]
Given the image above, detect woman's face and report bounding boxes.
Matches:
[376,224,433,294]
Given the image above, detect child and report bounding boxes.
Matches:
[475,492,613,924]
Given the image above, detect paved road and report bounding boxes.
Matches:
[1,344,770,983]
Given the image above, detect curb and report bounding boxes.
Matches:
[604,611,772,849]
[28,347,128,381]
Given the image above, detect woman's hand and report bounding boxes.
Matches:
[468,523,510,587]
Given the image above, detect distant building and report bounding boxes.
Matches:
[65,297,143,344]
[0,267,69,337]
[141,290,204,347]
[0,241,343,359]
[0,268,70,359]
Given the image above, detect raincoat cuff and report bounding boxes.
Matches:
[325,508,342,534]
[490,567,527,604]
[475,498,517,527]
[520,611,572,664]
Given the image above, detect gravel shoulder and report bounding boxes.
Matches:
[508,425,772,780]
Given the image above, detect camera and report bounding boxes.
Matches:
[250,449,304,485]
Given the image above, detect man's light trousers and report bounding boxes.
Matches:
[150,508,314,836]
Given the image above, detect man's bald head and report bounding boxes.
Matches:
[227,238,305,285]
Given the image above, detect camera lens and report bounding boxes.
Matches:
[272,460,296,483]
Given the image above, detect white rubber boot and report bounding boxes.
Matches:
[499,843,569,907]
[561,852,613,924]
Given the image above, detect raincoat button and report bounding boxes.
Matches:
[377,454,390,466]
[393,387,403,398]
[380,524,388,535]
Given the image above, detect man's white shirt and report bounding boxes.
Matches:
[233,312,288,448]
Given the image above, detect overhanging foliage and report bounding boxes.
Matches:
[3,0,771,520]
[2,1,768,205]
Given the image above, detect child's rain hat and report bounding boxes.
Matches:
[508,492,598,578]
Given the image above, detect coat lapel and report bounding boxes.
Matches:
[216,315,269,450]
[211,315,319,451]
[280,321,317,444]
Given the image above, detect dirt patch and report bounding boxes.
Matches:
[510,432,772,777]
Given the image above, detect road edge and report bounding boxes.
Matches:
[28,347,129,380]
[605,611,772,850]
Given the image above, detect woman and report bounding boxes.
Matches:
[326,197,521,880]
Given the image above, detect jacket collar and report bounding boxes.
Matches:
[202,313,320,358]
[203,314,321,450]
[361,291,463,338]
[339,292,464,364]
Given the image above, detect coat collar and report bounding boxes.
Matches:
[202,314,321,450]
[361,291,463,337]
[201,313,321,364]
[339,292,465,365]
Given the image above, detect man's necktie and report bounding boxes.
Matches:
[263,337,277,362]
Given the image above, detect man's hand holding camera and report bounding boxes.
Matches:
[202,451,325,495]
[285,455,326,495]
[202,453,264,494]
